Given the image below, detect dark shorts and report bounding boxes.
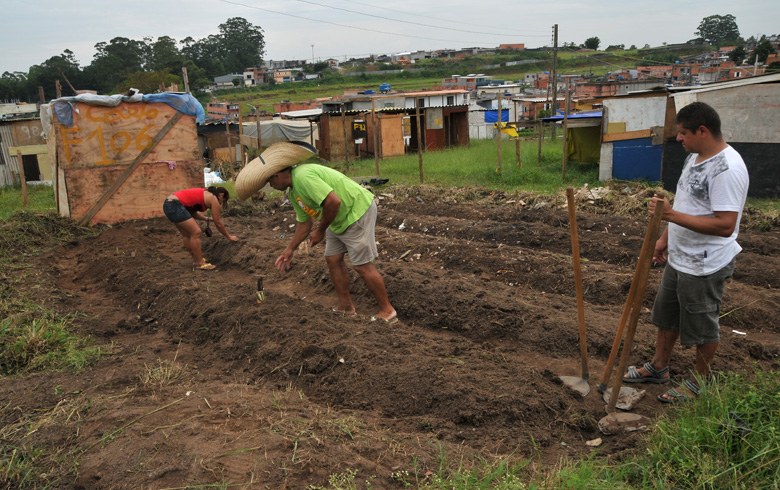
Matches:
[163,199,193,224]
[650,259,736,346]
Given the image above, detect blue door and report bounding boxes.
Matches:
[612,137,662,181]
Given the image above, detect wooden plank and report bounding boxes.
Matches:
[9,144,48,155]
[240,133,259,149]
[606,122,627,134]
[77,112,184,226]
[65,161,202,224]
[602,129,653,142]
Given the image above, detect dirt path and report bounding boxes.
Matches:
[3,186,779,488]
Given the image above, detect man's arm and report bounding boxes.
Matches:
[309,192,341,247]
[650,196,739,237]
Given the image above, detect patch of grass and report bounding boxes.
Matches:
[0,185,56,220]
[0,445,41,489]
[541,370,780,489]
[342,138,599,194]
[0,305,102,375]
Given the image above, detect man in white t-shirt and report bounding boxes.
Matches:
[623,102,749,403]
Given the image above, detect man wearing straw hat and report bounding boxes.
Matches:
[236,141,398,323]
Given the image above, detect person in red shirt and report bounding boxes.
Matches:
[163,186,239,270]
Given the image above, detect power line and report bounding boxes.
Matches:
[219,0,509,45]
[292,0,548,38]
[339,0,550,34]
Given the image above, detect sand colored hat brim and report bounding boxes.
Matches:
[235,141,317,200]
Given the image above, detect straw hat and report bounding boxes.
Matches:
[235,141,317,200]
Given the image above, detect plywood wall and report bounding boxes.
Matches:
[52,102,202,224]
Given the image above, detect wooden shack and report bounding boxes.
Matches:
[46,101,202,225]
[0,113,50,187]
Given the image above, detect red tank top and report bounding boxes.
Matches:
[173,188,206,212]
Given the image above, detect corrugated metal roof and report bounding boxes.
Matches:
[671,72,780,97]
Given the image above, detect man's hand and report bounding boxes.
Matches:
[275,250,294,272]
[648,195,671,220]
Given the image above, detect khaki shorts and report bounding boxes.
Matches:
[650,258,736,345]
[324,201,378,265]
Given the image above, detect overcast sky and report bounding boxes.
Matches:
[2,0,775,74]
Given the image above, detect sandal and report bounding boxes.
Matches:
[623,362,670,384]
[658,379,700,404]
[196,262,217,270]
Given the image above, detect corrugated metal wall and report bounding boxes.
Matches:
[0,125,20,187]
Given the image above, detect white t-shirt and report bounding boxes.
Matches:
[668,145,749,276]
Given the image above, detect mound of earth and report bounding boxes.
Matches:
[2,184,779,488]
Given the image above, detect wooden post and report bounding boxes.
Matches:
[537,120,543,165]
[341,104,350,164]
[38,86,45,104]
[182,66,190,93]
[372,98,380,177]
[562,83,571,179]
[256,119,262,151]
[495,126,502,174]
[225,120,234,164]
[514,100,521,167]
[16,150,28,208]
[416,103,424,184]
[55,80,62,98]
[309,120,314,146]
[238,112,245,165]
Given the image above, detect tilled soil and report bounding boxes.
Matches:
[2,184,779,489]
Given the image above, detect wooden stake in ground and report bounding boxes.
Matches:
[416,103,424,183]
[16,150,28,208]
[562,83,571,179]
[372,97,380,177]
[182,66,190,93]
[537,120,543,165]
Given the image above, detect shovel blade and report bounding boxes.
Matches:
[559,375,590,397]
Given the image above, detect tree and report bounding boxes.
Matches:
[85,37,150,93]
[729,45,747,64]
[695,14,741,45]
[582,37,600,50]
[605,44,625,51]
[149,36,183,72]
[27,50,85,99]
[216,17,265,74]
[748,35,776,64]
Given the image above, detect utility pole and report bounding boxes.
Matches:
[311,44,315,64]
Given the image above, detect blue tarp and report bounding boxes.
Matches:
[51,91,206,127]
[541,110,602,122]
[484,110,509,123]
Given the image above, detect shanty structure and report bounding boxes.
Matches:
[0,103,50,187]
[42,92,206,225]
[664,73,780,198]
[318,89,470,161]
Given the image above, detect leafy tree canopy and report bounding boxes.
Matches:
[696,14,741,45]
[582,37,600,50]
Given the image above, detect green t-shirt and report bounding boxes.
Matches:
[289,164,374,234]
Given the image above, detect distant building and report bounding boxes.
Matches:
[498,43,525,50]
[206,101,240,121]
[213,73,244,89]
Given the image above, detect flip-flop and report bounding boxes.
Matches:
[370,312,398,324]
[196,262,217,270]
[331,307,357,317]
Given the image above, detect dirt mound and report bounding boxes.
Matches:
[3,185,779,488]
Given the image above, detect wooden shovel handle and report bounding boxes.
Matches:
[606,199,665,412]
[566,188,589,380]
